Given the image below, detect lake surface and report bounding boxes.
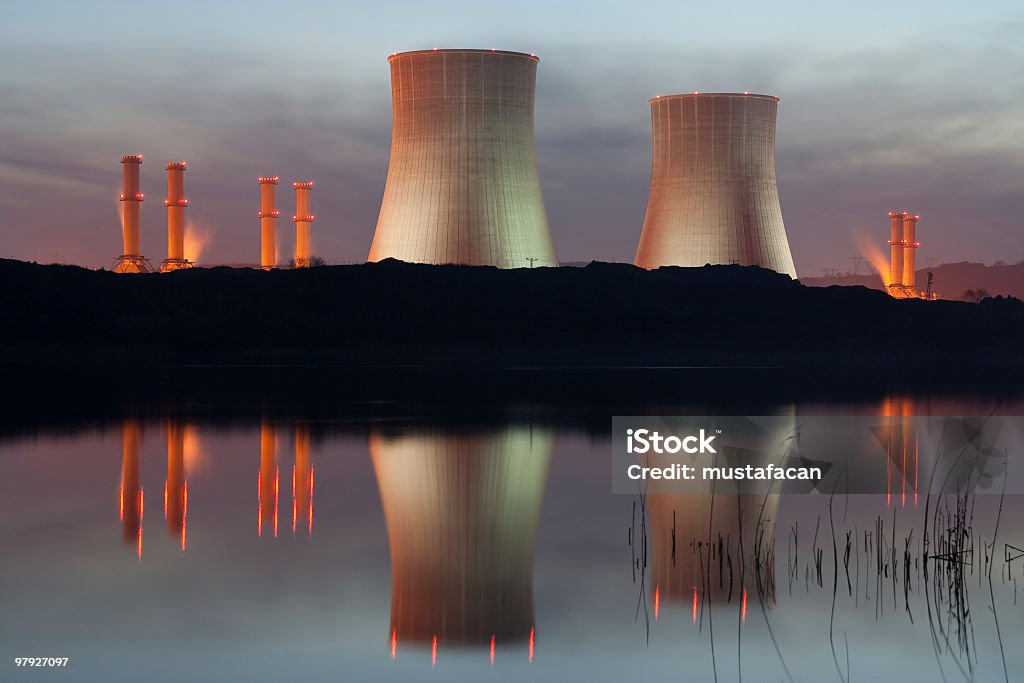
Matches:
[2,394,1023,682]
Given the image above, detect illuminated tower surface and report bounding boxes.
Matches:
[369,49,557,268]
[371,426,552,645]
[293,182,314,268]
[258,177,279,269]
[635,93,797,278]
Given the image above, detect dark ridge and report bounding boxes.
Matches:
[0,258,1021,434]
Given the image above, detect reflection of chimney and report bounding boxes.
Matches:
[119,420,143,559]
[258,177,280,269]
[161,162,193,272]
[113,155,152,273]
[887,211,905,289]
[292,181,315,268]
[371,426,551,650]
[292,425,313,536]
[881,396,919,507]
[259,420,278,538]
[901,213,920,290]
[165,420,187,550]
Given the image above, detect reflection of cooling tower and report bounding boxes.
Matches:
[258,420,278,538]
[635,93,797,278]
[371,426,552,646]
[649,493,778,605]
[646,415,792,606]
[369,49,558,268]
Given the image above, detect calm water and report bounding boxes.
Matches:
[2,396,1023,682]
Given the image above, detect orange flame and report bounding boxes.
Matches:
[528,628,534,663]
[183,221,211,263]
[855,232,891,288]
[257,471,263,537]
[490,635,495,667]
[431,635,437,668]
[741,588,748,624]
[391,630,397,660]
[654,585,660,621]
[692,588,698,624]
[183,426,205,474]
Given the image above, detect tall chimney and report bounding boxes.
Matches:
[113,155,152,273]
[887,211,905,289]
[258,177,279,269]
[293,181,315,268]
[161,162,192,272]
[902,213,919,291]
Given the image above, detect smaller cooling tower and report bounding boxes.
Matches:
[635,93,797,278]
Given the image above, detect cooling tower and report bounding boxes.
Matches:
[258,177,279,269]
[369,49,557,268]
[370,425,551,648]
[292,181,314,268]
[113,155,152,273]
[160,162,192,272]
[635,93,797,278]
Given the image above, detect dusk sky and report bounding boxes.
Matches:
[1,0,1022,274]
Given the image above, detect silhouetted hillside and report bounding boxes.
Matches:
[2,258,1022,369]
[802,261,1024,300]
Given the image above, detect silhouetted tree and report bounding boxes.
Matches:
[962,289,991,303]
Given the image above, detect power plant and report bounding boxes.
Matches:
[160,162,193,272]
[634,93,798,278]
[112,155,152,273]
[886,211,934,299]
[369,49,558,268]
[292,181,315,268]
[258,177,279,269]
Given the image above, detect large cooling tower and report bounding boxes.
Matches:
[369,49,558,268]
[635,93,797,278]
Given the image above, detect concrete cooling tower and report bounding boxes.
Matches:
[370,425,552,648]
[635,93,797,278]
[369,49,558,268]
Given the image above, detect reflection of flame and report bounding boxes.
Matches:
[183,426,205,475]
[855,232,890,288]
[654,585,660,620]
[184,221,211,263]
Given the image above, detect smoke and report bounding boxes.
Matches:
[184,220,212,263]
[854,231,891,288]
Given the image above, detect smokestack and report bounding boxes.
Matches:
[369,49,557,268]
[160,162,192,272]
[292,181,315,268]
[634,93,797,278]
[113,155,152,273]
[258,177,280,269]
[887,211,905,289]
[902,213,919,290]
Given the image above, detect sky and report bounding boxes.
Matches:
[1,0,1022,275]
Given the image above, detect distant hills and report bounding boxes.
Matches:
[802,261,1024,301]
